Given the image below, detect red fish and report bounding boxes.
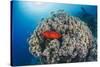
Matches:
[41,31,62,39]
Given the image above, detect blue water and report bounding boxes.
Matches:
[11,1,97,66]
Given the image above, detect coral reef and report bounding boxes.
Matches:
[28,10,97,64]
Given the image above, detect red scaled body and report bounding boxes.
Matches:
[41,31,62,39]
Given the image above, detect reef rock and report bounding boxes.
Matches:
[28,10,97,64]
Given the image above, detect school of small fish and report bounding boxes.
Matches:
[28,10,97,64]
